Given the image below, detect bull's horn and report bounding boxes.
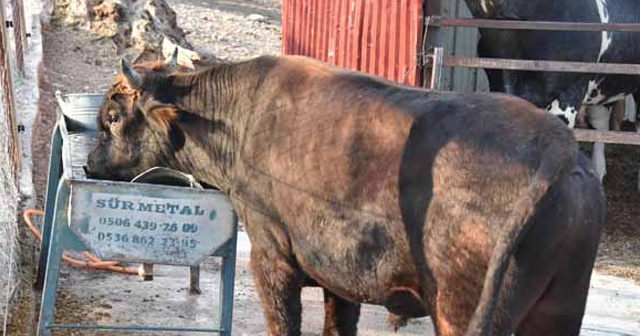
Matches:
[120,59,143,88]
[166,47,179,68]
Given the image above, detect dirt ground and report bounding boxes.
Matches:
[9,0,640,334]
[593,140,640,282]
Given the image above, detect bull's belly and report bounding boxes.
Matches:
[288,222,427,317]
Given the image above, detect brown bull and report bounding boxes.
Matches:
[85,51,605,336]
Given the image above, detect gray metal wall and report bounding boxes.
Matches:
[438,0,489,93]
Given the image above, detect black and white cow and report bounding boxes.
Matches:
[463,0,640,181]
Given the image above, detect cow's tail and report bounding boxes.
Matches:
[464,132,577,336]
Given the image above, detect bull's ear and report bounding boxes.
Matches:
[143,103,186,150]
[120,59,143,89]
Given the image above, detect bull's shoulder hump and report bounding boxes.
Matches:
[271,55,339,76]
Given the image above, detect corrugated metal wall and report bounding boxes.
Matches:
[282,0,425,86]
[437,0,488,93]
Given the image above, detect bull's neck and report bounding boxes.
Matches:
[167,57,276,192]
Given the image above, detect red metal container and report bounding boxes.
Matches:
[282,0,424,85]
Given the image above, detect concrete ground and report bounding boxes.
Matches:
[48,231,640,336]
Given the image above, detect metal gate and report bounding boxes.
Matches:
[421,0,640,145]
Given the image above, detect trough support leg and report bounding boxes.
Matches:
[35,126,62,291]
[189,265,201,294]
[219,231,237,336]
[139,263,154,281]
[37,214,64,336]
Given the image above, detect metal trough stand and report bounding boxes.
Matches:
[131,167,212,294]
[36,92,238,335]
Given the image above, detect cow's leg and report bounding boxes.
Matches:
[610,100,625,131]
[322,289,360,336]
[586,105,611,181]
[626,93,638,126]
[575,105,590,128]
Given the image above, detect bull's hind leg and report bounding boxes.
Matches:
[515,257,594,336]
[322,289,360,336]
[515,280,589,336]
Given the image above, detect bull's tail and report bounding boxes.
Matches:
[464,134,577,336]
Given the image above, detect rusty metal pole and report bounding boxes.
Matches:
[11,0,27,73]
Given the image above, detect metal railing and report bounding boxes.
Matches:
[0,0,28,175]
[422,15,640,145]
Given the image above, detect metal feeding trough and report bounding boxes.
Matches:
[36,91,238,335]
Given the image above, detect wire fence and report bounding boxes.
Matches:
[0,0,28,330]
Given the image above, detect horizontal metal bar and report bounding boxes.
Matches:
[429,17,640,32]
[573,129,640,145]
[442,56,640,75]
[48,323,223,333]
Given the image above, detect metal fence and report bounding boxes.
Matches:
[421,5,640,145]
[1,0,27,174]
[0,0,25,327]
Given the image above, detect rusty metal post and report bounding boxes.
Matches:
[11,0,27,73]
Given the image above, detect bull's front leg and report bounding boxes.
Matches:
[240,206,304,336]
[250,244,303,336]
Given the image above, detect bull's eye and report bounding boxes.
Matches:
[108,110,120,123]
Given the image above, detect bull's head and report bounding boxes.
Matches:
[84,49,186,180]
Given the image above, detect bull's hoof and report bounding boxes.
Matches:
[188,286,202,295]
[387,313,409,332]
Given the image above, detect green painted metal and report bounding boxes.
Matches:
[68,179,235,266]
[37,91,238,336]
[47,323,224,332]
[35,124,62,290]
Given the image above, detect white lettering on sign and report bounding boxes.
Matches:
[71,191,235,266]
